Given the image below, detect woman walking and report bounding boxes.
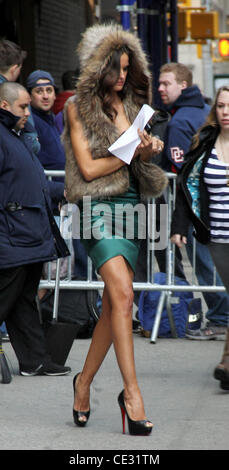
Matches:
[171,86,229,391]
[63,24,168,434]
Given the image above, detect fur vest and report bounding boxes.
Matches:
[62,24,168,202]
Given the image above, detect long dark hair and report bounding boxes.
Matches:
[98,46,150,121]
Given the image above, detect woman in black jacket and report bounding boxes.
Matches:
[171,86,229,390]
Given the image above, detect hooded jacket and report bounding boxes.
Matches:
[0,109,69,269]
[161,85,210,172]
[62,24,168,203]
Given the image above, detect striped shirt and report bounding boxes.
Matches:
[204,148,229,243]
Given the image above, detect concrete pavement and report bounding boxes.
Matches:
[1,332,228,452]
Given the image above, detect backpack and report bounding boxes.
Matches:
[138,272,202,338]
[40,283,101,339]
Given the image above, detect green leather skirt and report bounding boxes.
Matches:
[78,172,142,273]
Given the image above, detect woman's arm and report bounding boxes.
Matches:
[67,102,126,182]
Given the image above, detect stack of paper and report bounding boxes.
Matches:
[108,104,155,165]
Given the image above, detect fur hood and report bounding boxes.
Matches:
[77,23,152,101]
[63,24,168,202]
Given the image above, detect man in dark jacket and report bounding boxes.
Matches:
[0,39,41,340]
[26,70,66,209]
[158,62,210,172]
[158,62,229,338]
[0,81,71,376]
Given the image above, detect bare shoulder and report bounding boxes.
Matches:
[66,100,80,129]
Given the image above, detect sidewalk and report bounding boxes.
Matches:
[1,247,229,454]
[1,332,228,451]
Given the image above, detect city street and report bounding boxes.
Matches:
[1,330,228,455]
[1,0,229,465]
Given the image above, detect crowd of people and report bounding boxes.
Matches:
[0,22,229,436]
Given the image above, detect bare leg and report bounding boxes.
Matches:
[100,257,151,424]
[73,286,113,415]
[74,256,151,425]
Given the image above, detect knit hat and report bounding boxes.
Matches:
[26,70,56,90]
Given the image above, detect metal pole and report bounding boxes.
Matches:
[148,0,168,105]
[119,0,132,30]
[150,291,166,343]
[137,0,150,55]
[170,0,178,62]
[201,0,214,99]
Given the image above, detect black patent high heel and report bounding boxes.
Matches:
[73,373,90,427]
[118,390,153,436]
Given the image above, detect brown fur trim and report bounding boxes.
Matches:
[131,159,168,199]
[62,24,168,202]
[62,103,129,202]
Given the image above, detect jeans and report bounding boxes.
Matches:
[186,225,229,326]
[0,263,51,368]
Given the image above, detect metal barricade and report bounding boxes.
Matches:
[40,170,226,343]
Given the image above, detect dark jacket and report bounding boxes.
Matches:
[31,106,66,212]
[170,125,219,244]
[161,85,210,172]
[0,109,69,269]
[31,106,66,172]
[146,108,170,167]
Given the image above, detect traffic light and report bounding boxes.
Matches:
[178,1,191,5]
[219,38,229,57]
[178,11,187,41]
[190,11,219,40]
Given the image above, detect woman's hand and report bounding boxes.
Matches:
[136,129,164,162]
[171,234,187,248]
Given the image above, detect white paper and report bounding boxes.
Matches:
[108,104,155,165]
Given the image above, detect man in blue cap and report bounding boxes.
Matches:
[26,70,68,301]
[26,69,66,178]
[26,70,66,214]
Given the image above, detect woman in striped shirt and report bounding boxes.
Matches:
[171,86,229,391]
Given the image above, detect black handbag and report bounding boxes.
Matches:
[40,283,101,339]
